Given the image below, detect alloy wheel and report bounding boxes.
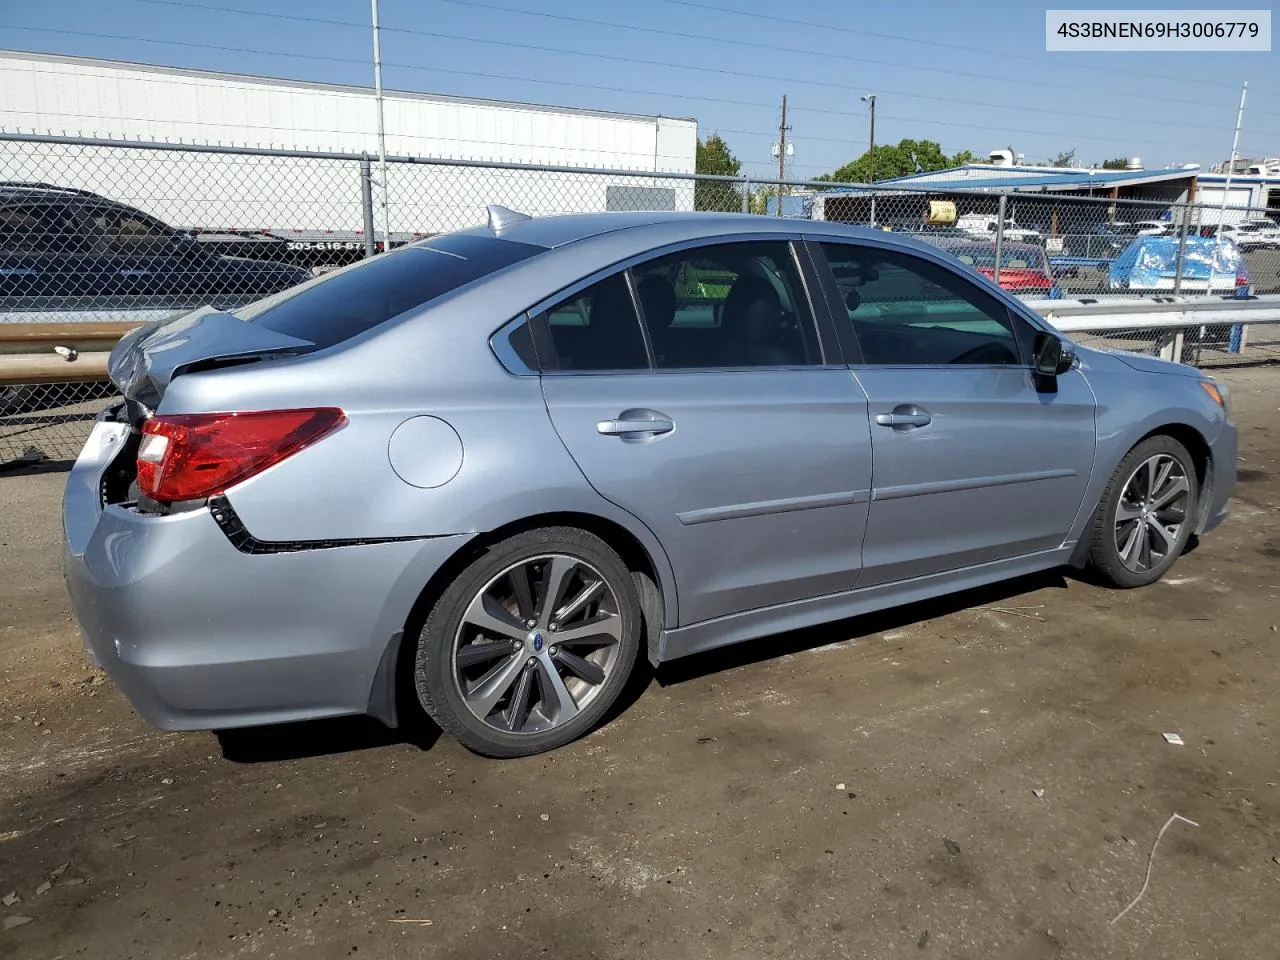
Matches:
[1113,453,1191,574]
[451,554,623,735]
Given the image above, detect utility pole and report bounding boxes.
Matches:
[861,93,876,226]
[1214,81,1247,243]
[775,94,789,217]
[370,0,392,253]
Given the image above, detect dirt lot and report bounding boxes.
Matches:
[2,368,1279,960]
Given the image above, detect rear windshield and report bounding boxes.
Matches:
[236,233,545,348]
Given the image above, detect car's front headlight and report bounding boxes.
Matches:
[1200,379,1230,417]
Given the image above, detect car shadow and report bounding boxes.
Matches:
[655,569,1071,687]
[215,712,441,764]
[0,457,75,476]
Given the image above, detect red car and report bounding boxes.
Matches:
[933,239,1061,297]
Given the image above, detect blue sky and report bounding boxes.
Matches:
[2,0,1277,179]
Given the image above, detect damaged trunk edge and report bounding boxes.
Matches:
[108,306,316,409]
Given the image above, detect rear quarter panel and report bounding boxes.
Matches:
[155,335,682,629]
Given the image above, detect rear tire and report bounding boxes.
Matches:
[1087,435,1199,588]
[413,526,641,758]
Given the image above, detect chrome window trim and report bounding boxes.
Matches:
[492,231,841,376]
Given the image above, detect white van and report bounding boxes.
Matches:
[955,214,1042,243]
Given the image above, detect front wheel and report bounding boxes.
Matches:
[413,527,641,758]
[1087,436,1200,588]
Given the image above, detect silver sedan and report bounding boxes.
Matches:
[63,208,1236,757]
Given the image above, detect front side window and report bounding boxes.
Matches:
[819,242,1027,366]
[90,207,176,255]
[629,240,821,368]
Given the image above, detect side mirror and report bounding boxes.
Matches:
[1033,331,1074,377]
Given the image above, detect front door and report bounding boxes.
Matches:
[538,239,874,626]
[812,240,1097,587]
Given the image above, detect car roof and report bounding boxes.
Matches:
[453,209,918,251]
[0,181,111,202]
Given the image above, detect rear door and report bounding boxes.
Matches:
[810,238,1096,587]
[537,237,873,627]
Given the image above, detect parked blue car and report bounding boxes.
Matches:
[1109,235,1249,295]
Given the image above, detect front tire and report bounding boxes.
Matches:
[413,527,641,758]
[1087,435,1199,588]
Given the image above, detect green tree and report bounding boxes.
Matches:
[748,185,773,215]
[1050,148,1077,168]
[815,139,978,184]
[1101,156,1129,170]
[695,133,743,212]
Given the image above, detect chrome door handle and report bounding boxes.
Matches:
[596,410,674,438]
[597,418,674,436]
[875,406,932,429]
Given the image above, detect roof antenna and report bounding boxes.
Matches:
[487,204,532,232]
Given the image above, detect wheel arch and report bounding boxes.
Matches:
[1067,418,1214,569]
[392,511,674,710]
[1132,422,1211,488]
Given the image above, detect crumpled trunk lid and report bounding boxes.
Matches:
[108,306,315,408]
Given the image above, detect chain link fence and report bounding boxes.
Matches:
[3,132,1279,466]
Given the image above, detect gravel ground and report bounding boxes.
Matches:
[1,367,1278,960]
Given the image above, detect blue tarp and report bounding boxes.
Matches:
[1109,235,1244,289]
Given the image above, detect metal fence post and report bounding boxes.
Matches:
[360,155,377,258]
[993,194,1007,287]
[1172,201,1191,296]
[741,176,750,214]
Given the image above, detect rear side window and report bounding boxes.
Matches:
[0,204,90,254]
[541,272,650,371]
[238,234,544,349]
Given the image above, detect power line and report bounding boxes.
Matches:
[1,28,1230,154]
[128,0,1280,118]
[427,0,1280,114]
[658,0,1272,95]
[282,24,1248,136]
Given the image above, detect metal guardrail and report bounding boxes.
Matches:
[1030,294,1280,365]
[1029,293,1280,332]
[0,322,129,385]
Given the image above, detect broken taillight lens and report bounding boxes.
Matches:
[137,408,346,503]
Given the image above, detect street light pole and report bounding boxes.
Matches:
[370,0,392,253]
[861,93,876,227]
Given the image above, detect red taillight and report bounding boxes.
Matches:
[137,408,346,503]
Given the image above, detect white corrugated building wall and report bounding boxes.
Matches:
[0,51,699,234]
